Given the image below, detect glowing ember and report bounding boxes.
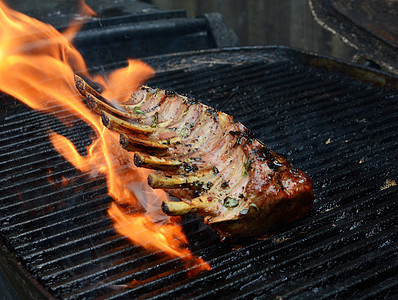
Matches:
[0,0,210,274]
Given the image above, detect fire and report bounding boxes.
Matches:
[108,203,210,275]
[0,0,95,125]
[0,1,210,275]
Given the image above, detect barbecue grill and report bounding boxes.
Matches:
[310,0,398,74]
[0,1,398,299]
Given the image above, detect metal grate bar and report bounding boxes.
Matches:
[0,49,397,298]
[101,188,397,298]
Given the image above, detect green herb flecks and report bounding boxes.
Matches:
[179,123,193,138]
[250,203,259,211]
[192,181,204,190]
[133,106,145,116]
[180,127,188,138]
[223,197,239,208]
[151,112,158,128]
[243,158,254,176]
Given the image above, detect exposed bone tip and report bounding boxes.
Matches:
[74,74,82,83]
[147,173,185,188]
[134,153,143,167]
[161,201,196,216]
[101,112,110,127]
[119,134,170,155]
[147,173,155,187]
[120,133,129,148]
[74,75,85,95]
[133,152,182,172]
[161,201,170,214]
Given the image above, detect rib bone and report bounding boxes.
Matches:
[134,152,183,172]
[120,133,169,155]
[147,172,213,189]
[101,111,156,136]
[161,201,196,215]
[75,75,120,114]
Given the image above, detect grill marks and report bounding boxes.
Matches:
[0,58,397,298]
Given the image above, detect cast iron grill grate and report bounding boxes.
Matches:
[0,48,397,299]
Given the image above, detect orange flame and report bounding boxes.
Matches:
[0,1,210,275]
[62,1,98,42]
[94,59,155,104]
[0,0,94,125]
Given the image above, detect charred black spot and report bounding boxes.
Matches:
[276,176,284,191]
[221,181,229,188]
[261,145,271,154]
[233,137,243,148]
[133,153,142,167]
[213,166,219,174]
[229,130,242,137]
[165,90,177,96]
[206,107,218,116]
[191,157,202,162]
[244,129,254,139]
[243,137,254,146]
[267,161,279,172]
[230,129,254,148]
[241,129,254,147]
[141,86,157,94]
[192,181,204,190]
[258,146,284,171]
[147,175,154,187]
[101,112,110,127]
[119,134,129,148]
[257,146,270,161]
[193,190,201,197]
[185,97,198,105]
[182,162,198,173]
[206,107,219,122]
[161,202,170,214]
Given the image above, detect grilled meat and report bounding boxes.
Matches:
[75,75,314,240]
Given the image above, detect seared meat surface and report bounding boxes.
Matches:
[75,75,314,240]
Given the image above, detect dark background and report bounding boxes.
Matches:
[149,0,355,60]
[4,0,356,61]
